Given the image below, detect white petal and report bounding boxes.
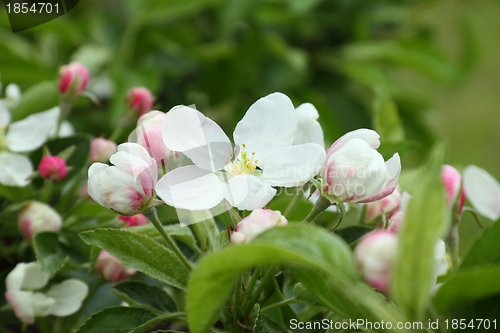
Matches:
[233,93,297,159]
[258,143,326,187]
[357,153,401,203]
[5,107,60,152]
[46,279,88,317]
[0,104,10,127]
[156,165,225,210]
[163,105,232,172]
[87,163,109,207]
[434,239,449,276]
[463,165,500,221]
[293,103,324,147]
[0,152,33,187]
[57,121,75,138]
[6,262,50,291]
[111,143,158,189]
[326,129,380,160]
[5,83,22,108]
[5,291,36,324]
[224,174,277,210]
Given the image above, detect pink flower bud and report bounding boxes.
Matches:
[441,165,462,210]
[119,214,148,227]
[365,186,401,222]
[135,111,173,163]
[322,129,401,204]
[90,138,117,162]
[95,250,136,282]
[58,62,89,96]
[354,230,398,293]
[125,87,154,116]
[38,156,68,181]
[231,209,288,244]
[18,202,62,239]
[387,210,404,233]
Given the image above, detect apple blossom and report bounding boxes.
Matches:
[463,165,500,221]
[293,103,324,147]
[18,201,62,239]
[156,93,325,211]
[4,262,88,324]
[365,185,401,222]
[119,214,148,227]
[95,250,137,282]
[0,107,60,186]
[132,110,180,166]
[354,230,398,293]
[87,143,158,215]
[441,165,462,210]
[230,209,288,244]
[125,87,154,116]
[90,137,117,162]
[322,129,401,204]
[58,62,90,96]
[1,83,22,109]
[38,155,69,181]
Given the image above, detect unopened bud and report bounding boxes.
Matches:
[90,138,117,162]
[95,250,136,282]
[230,209,288,244]
[119,214,148,227]
[38,156,68,181]
[18,202,62,239]
[58,62,89,96]
[125,87,153,116]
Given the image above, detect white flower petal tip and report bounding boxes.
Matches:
[0,152,34,187]
[46,279,88,316]
[6,262,50,292]
[293,103,324,147]
[463,165,500,221]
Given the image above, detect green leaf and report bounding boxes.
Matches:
[79,229,189,290]
[33,232,68,273]
[75,307,160,333]
[336,226,373,245]
[373,86,404,142]
[433,266,500,315]
[188,212,220,252]
[186,225,405,333]
[293,283,320,306]
[391,143,449,321]
[253,304,287,333]
[128,223,200,254]
[460,222,500,269]
[10,81,59,121]
[0,184,35,202]
[113,281,177,313]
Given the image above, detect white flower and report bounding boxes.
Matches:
[0,107,60,186]
[293,103,324,147]
[4,262,88,324]
[155,93,325,211]
[88,143,158,215]
[434,239,449,277]
[463,165,500,221]
[18,201,62,239]
[322,129,401,203]
[0,83,22,110]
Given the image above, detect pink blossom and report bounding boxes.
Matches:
[125,87,154,116]
[231,209,288,244]
[58,62,89,96]
[119,214,148,227]
[95,251,136,282]
[90,138,117,162]
[38,156,68,181]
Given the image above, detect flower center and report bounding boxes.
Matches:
[224,144,259,176]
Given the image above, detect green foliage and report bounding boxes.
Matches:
[113,281,177,313]
[33,231,68,273]
[253,304,288,333]
[391,143,449,321]
[79,228,190,290]
[460,221,500,269]
[75,307,161,333]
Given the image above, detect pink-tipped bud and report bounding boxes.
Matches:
[18,202,62,239]
[441,165,462,210]
[95,250,136,282]
[38,156,68,181]
[119,214,148,227]
[354,230,398,294]
[230,209,288,244]
[387,210,405,233]
[365,186,401,222]
[125,87,154,116]
[58,62,89,96]
[90,138,117,162]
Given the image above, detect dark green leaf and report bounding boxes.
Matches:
[10,81,59,121]
[373,86,404,142]
[391,143,449,321]
[33,232,68,273]
[128,223,200,254]
[79,229,189,290]
[336,226,373,245]
[460,222,500,269]
[253,304,287,333]
[433,266,500,315]
[75,307,159,333]
[113,281,177,313]
[293,283,321,306]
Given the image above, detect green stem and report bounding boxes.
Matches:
[56,99,72,136]
[232,274,243,324]
[40,179,53,203]
[260,298,295,313]
[244,266,276,312]
[446,223,460,271]
[245,267,260,301]
[227,207,242,225]
[143,207,192,271]
[284,185,305,217]
[331,203,346,232]
[302,195,331,223]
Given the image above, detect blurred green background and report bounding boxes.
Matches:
[0,0,498,250]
